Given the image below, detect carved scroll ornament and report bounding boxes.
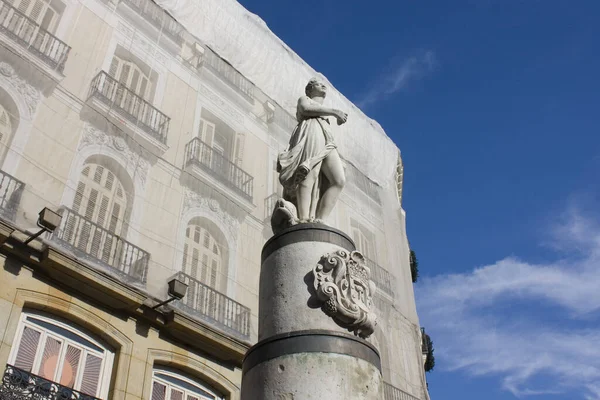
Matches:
[313,250,377,338]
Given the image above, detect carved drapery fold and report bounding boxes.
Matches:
[313,249,377,338]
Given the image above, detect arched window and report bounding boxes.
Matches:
[0,103,12,145]
[151,367,223,400]
[8,312,114,398]
[0,88,19,164]
[73,163,127,235]
[182,223,222,290]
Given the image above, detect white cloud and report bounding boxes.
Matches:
[416,208,600,399]
[357,50,436,108]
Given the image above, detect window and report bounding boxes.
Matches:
[109,55,152,100]
[395,150,403,206]
[182,223,221,289]
[9,312,114,398]
[8,0,62,33]
[151,367,223,400]
[351,220,376,261]
[0,103,11,146]
[72,163,127,235]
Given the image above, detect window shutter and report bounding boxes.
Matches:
[17,0,31,14]
[108,203,121,233]
[210,259,217,288]
[85,189,98,220]
[234,133,245,166]
[151,381,167,400]
[29,0,44,23]
[38,336,62,380]
[109,57,120,78]
[119,63,131,84]
[171,389,184,400]
[191,249,199,278]
[80,353,102,396]
[59,345,82,388]
[72,182,85,213]
[200,254,208,282]
[13,326,42,372]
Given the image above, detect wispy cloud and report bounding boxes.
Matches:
[416,206,600,399]
[357,50,436,108]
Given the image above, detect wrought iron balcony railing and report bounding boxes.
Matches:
[203,48,254,99]
[264,193,279,221]
[89,71,170,144]
[120,0,184,44]
[365,257,393,297]
[0,0,70,73]
[173,271,251,339]
[420,327,429,354]
[0,169,24,222]
[383,382,421,400]
[52,207,149,284]
[0,364,101,400]
[184,137,254,201]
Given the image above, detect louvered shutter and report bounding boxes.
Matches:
[109,57,120,78]
[59,345,82,388]
[80,353,102,396]
[171,389,184,400]
[233,133,245,166]
[38,336,62,380]
[16,0,31,14]
[13,326,42,372]
[152,381,167,400]
[29,0,44,22]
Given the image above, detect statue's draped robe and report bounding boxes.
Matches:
[277,97,336,215]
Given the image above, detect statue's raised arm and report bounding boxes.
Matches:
[272,78,348,233]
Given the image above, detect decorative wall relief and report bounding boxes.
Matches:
[0,62,41,116]
[313,249,377,339]
[182,187,241,240]
[79,123,151,186]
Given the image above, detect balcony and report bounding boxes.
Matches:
[172,271,251,340]
[119,0,184,47]
[383,382,421,400]
[51,207,149,285]
[0,0,70,80]
[0,364,101,400]
[87,71,169,155]
[183,137,254,211]
[202,48,255,101]
[263,193,278,222]
[366,257,394,297]
[0,169,24,222]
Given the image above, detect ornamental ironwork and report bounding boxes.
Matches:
[313,250,377,339]
[0,364,101,400]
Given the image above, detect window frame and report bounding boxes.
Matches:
[151,367,224,400]
[7,311,115,399]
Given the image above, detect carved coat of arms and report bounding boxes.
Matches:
[313,250,377,338]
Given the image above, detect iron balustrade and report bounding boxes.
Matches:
[203,49,254,99]
[264,193,279,220]
[120,0,183,44]
[0,0,70,73]
[184,137,254,201]
[365,257,393,297]
[0,169,24,222]
[174,271,251,339]
[0,364,101,400]
[89,71,170,144]
[52,207,149,284]
[383,382,421,400]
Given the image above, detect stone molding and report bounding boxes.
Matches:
[182,187,241,241]
[79,122,151,186]
[313,250,377,339]
[0,62,41,117]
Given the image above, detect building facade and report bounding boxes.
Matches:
[0,0,429,398]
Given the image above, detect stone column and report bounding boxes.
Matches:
[241,223,382,399]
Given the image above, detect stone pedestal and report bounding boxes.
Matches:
[241,223,382,399]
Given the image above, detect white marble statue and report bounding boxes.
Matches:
[272,78,348,232]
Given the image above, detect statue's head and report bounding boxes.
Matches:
[305,78,327,98]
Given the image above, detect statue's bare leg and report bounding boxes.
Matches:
[315,150,345,220]
[296,164,320,222]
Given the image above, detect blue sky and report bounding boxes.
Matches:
[238,0,600,399]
